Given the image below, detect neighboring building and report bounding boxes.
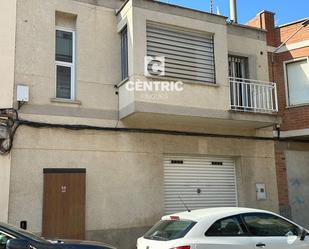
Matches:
[0,1,280,248]
[247,11,309,227]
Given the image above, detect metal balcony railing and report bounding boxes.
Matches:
[229,77,278,113]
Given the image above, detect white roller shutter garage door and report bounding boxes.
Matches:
[164,155,237,214]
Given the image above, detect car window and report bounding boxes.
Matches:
[242,213,299,237]
[2,223,48,244]
[206,215,246,236]
[0,232,14,249]
[144,219,196,241]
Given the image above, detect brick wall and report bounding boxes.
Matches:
[247,12,309,131]
[246,11,276,46]
[277,23,309,46]
[274,47,309,131]
[247,11,309,218]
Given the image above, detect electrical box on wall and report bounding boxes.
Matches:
[16,85,29,102]
[256,183,267,200]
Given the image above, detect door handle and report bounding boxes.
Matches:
[256,243,266,248]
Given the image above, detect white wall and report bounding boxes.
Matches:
[0,0,16,222]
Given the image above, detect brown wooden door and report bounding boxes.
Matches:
[42,169,86,240]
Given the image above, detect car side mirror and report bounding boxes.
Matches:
[6,239,30,249]
[300,229,307,241]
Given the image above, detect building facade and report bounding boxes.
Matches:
[247,11,309,228]
[0,1,281,248]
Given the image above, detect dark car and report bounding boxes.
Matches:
[0,223,116,249]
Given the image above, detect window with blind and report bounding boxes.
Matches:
[55,29,75,99]
[146,22,216,84]
[286,59,309,106]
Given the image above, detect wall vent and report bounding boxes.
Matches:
[171,160,184,164]
[211,161,223,165]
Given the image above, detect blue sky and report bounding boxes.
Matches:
[159,0,308,26]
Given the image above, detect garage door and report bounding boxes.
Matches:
[164,155,237,214]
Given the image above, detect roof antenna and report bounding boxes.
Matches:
[210,0,213,13]
[178,195,191,212]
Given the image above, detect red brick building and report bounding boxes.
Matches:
[248,11,309,227]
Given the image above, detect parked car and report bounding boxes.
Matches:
[137,207,309,249]
[0,222,116,249]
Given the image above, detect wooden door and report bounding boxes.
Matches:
[42,168,86,240]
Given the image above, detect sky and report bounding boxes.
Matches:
[159,0,309,26]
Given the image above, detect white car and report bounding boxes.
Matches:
[137,207,309,249]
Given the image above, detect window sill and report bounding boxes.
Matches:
[117,77,129,88]
[286,103,309,109]
[50,98,82,105]
[146,75,220,87]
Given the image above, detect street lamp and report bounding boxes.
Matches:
[271,18,309,83]
[302,19,309,27]
[273,18,309,55]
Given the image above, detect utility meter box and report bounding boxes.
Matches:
[256,183,267,200]
[17,85,29,102]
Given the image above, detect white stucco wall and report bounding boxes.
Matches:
[0,0,16,222]
[9,126,278,233]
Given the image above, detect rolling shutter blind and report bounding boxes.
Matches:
[164,156,237,214]
[147,23,215,84]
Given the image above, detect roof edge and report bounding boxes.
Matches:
[228,22,267,32]
[116,0,228,20]
[277,17,309,28]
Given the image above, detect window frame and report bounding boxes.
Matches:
[205,214,250,237]
[240,212,301,237]
[55,26,76,100]
[283,57,309,107]
[120,25,129,81]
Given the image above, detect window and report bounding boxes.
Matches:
[206,215,247,236]
[55,29,75,99]
[286,59,309,106]
[228,55,248,78]
[146,22,215,84]
[121,26,128,81]
[242,213,300,237]
[143,219,196,241]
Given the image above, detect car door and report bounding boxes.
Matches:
[241,212,309,249]
[195,215,254,249]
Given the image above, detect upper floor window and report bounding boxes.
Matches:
[55,28,75,99]
[206,215,246,236]
[286,58,309,106]
[228,55,248,78]
[121,26,129,81]
[146,22,215,84]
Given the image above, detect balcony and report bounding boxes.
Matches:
[230,77,278,114]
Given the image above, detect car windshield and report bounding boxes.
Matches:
[3,223,49,244]
[144,219,196,241]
